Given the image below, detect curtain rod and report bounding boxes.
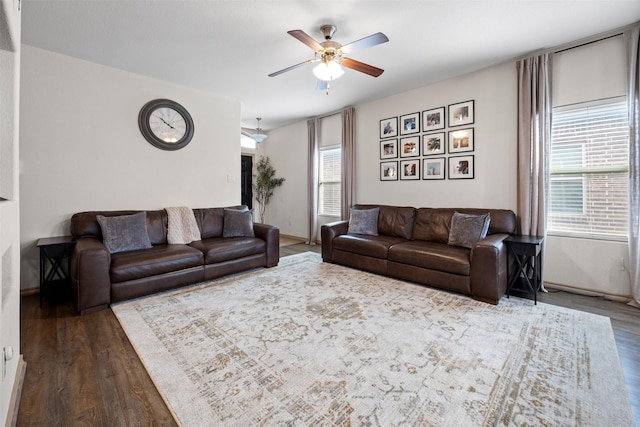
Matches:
[313,105,355,121]
[514,21,639,61]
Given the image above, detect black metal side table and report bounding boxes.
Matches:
[505,235,545,304]
[37,236,75,307]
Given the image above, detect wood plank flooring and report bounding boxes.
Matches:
[17,243,640,426]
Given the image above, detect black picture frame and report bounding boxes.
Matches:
[422,132,445,156]
[422,107,445,132]
[448,128,474,153]
[400,159,420,180]
[448,155,475,179]
[448,100,475,127]
[380,117,398,138]
[400,112,420,135]
[380,139,398,159]
[423,157,445,180]
[399,136,420,158]
[380,161,399,181]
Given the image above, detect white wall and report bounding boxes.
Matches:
[265,61,517,241]
[356,62,517,209]
[266,38,632,298]
[0,0,21,423]
[19,45,241,290]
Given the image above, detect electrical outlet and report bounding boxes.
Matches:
[620,257,626,271]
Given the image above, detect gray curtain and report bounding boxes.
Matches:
[341,107,356,220]
[516,53,552,237]
[625,27,640,308]
[307,118,319,245]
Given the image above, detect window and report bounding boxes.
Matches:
[319,147,341,216]
[548,97,629,239]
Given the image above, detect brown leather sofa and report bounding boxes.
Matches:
[70,207,279,314]
[321,205,516,304]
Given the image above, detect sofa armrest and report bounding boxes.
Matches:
[321,220,349,262]
[253,223,280,267]
[469,233,509,304]
[70,237,112,314]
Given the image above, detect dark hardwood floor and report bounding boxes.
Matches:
[18,243,640,426]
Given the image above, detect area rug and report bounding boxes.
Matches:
[112,252,634,426]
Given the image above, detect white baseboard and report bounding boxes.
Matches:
[5,355,26,427]
[544,282,632,303]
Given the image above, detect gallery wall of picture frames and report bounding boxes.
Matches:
[379,100,475,181]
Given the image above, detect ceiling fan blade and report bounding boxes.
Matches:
[341,58,385,77]
[268,59,318,77]
[287,30,323,51]
[340,32,389,54]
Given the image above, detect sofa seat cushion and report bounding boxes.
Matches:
[388,241,471,276]
[110,244,204,283]
[333,234,407,259]
[189,237,266,264]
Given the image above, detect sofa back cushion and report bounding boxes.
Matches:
[354,205,415,239]
[193,205,248,239]
[412,208,516,242]
[71,209,168,245]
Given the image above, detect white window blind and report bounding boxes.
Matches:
[548,97,629,239]
[319,147,341,216]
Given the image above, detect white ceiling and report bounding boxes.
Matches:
[21,1,640,131]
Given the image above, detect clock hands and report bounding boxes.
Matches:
[159,117,175,130]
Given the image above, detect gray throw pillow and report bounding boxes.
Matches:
[347,207,379,235]
[223,208,255,238]
[448,212,491,249]
[97,212,152,254]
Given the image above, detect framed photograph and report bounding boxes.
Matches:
[448,128,474,153]
[380,161,399,181]
[400,159,420,180]
[449,155,475,179]
[423,157,445,180]
[400,112,420,135]
[422,107,445,132]
[422,132,445,156]
[380,139,398,159]
[380,117,398,138]
[448,100,475,127]
[399,136,420,158]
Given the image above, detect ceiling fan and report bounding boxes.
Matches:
[268,25,389,92]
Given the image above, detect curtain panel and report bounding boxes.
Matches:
[341,107,356,220]
[625,27,640,308]
[307,118,319,245]
[516,53,552,238]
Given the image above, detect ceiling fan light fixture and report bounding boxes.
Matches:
[313,60,344,81]
[250,117,268,143]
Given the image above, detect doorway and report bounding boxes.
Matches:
[241,155,253,210]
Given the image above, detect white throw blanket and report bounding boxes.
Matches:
[166,206,201,244]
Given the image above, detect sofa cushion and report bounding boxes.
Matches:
[109,244,204,283]
[448,212,491,249]
[190,237,265,264]
[388,241,471,276]
[347,207,379,235]
[223,208,255,238]
[411,208,452,243]
[333,234,407,259]
[355,205,415,239]
[97,212,153,254]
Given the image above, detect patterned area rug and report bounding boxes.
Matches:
[112,252,633,426]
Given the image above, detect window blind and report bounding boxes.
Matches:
[319,147,341,216]
[548,97,629,238]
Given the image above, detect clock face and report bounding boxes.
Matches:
[149,107,187,143]
[138,99,194,150]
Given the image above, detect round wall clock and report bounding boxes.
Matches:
[138,99,194,150]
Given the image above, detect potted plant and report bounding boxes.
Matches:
[253,156,285,223]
